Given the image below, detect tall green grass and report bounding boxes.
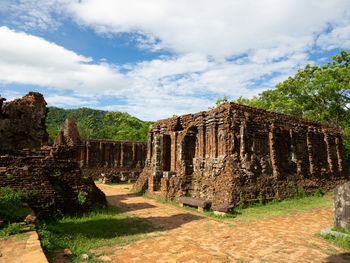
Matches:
[37,206,154,262]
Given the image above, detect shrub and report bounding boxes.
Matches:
[0,223,26,237]
[0,187,27,223]
[77,191,87,205]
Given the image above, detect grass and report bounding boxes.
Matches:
[320,233,350,249]
[138,189,332,222]
[233,194,332,222]
[0,187,30,222]
[0,223,33,239]
[36,205,155,263]
[320,227,350,250]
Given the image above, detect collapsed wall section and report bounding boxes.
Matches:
[134,102,349,210]
[0,148,106,216]
[0,93,106,217]
[54,118,147,183]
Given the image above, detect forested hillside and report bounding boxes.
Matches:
[46,107,154,144]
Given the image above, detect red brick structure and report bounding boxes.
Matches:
[0,93,106,217]
[54,118,147,183]
[134,103,349,212]
[0,92,48,153]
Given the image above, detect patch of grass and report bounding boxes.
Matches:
[0,223,25,238]
[320,233,350,249]
[320,227,350,250]
[140,190,331,221]
[233,194,332,222]
[331,226,350,235]
[36,205,154,263]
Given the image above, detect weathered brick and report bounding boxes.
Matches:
[134,103,349,209]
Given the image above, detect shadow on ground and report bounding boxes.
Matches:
[41,212,202,240]
[324,253,350,263]
[107,193,158,212]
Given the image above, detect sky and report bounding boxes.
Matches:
[0,0,349,121]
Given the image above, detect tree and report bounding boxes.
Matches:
[209,96,228,109]
[232,50,350,163]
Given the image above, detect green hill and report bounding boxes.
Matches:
[46,107,153,144]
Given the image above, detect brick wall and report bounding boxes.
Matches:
[134,102,349,208]
[54,118,147,182]
[0,93,106,217]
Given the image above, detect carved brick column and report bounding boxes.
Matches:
[306,129,315,175]
[170,132,177,171]
[240,124,247,160]
[269,124,280,178]
[120,142,124,167]
[336,136,344,172]
[323,131,335,173]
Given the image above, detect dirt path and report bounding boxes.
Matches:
[0,231,48,263]
[97,184,349,263]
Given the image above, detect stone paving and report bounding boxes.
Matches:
[0,230,48,263]
[97,184,350,263]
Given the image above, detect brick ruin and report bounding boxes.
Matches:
[0,93,106,217]
[0,92,48,153]
[54,117,147,183]
[134,103,349,212]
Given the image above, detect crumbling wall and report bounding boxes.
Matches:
[54,118,147,183]
[0,93,106,217]
[134,102,349,209]
[0,92,48,153]
[0,147,106,216]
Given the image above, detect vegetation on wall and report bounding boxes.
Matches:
[46,107,154,144]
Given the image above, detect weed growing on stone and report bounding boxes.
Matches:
[76,191,87,205]
[320,233,350,249]
[36,205,154,263]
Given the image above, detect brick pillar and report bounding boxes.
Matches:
[147,132,153,163]
[170,132,177,171]
[323,131,335,173]
[240,124,247,160]
[120,142,124,167]
[306,129,315,175]
[86,142,91,168]
[289,129,296,162]
[198,125,206,158]
[269,124,280,178]
[153,135,162,171]
[336,136,344,173]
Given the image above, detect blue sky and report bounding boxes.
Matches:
[0,0,349,121]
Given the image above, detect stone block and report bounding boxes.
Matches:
[334,182,350,230]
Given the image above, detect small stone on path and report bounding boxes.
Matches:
[98,255,112,262]
[81,253,89,260]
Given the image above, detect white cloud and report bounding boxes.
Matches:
[0,26,315,120]
[0,26,127,95]
[317,24,350,50]
[45,94,98,107]
[1,1,350,120]
[66,0,350,58]
[0,0,69,31]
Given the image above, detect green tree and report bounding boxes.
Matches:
[232,50,350,163]
[209,96,228,109]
